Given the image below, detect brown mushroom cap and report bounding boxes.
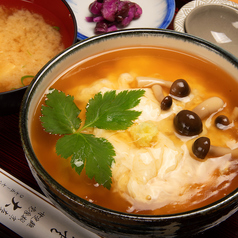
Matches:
[192,137,210,159]
[170,79,190,98]
[174,110,203,136]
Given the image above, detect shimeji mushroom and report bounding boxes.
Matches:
[151,85,164,102]
[136,76,173,88]
[192,137,210,159]
[136,76,173,105]
[209,145,238,157]
[151,83,173,110]
[161,96,173,110]
[215,107,238,130]
[137,77,191,106]
[192,97,225,120]
[174,110,203,136]
[192,137,238,159]
[170,79,191,98]
[215,115,230,129]
[231,107,238,121]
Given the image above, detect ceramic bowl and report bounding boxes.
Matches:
[0,0,77,116]
[66,0,175,40]
[174,0,238,33]
[20,29,238,237]
[174,0,238,59]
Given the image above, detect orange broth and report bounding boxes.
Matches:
[31,47,238,215]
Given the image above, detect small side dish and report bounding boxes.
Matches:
[66,0,175,40]
[86,0,142,34]
[184,4,238,58]
[0,6,64,92]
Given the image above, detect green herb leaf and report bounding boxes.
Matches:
[56,133,115,189]
[83,90,145,130]
[40,88,145,189]
[40,89,81,134]
[83,134,115,188]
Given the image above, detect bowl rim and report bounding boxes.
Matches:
[62,0,78,45]
[0,85,28,95]
[20,28,238,220]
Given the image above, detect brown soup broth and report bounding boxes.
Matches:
[31,47,238,215]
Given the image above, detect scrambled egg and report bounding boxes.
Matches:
[75,73,237,211]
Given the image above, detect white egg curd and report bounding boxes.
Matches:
[75,73,238,212]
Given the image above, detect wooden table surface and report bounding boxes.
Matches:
[1,0,238,237]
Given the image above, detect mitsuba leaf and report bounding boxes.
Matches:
[41,89,81,135]
[71,151,85,176]
[56,133,115,189]
[84,89,145,130]
[41,88,145,189]
[83,134,115,189]
[56,134,85,159]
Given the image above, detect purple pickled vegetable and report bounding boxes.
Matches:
[95,21,108,34]
[85,16,94,22]
[115,1,130,23]
[93,16,104,22]
[119,3,135,27]
[134,3,142,19]
[108,25,118,32]
[89,1,103,15]
[101,0,119,22]
[87,0,142,34]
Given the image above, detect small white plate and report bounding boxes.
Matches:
[174,0,238,58]
[174,0,238,33]
[66,0,175,40]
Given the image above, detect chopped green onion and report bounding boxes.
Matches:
[52,26,60,31]
[21,75,34,86]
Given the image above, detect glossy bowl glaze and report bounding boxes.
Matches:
[0,0,77,116]
[20,29,238,237]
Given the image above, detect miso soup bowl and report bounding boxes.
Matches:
[20,29,238,237]
[0,0,77,115]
